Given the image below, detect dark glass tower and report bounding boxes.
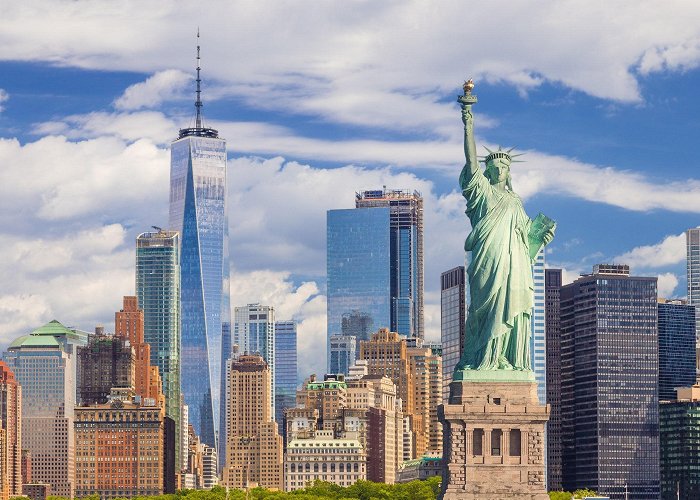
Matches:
[545,268,562,491]
[274,320,298,435]
[658,299,696,401]
[561,264,659,499]
[440,266,465,401]
[169,36,229,451]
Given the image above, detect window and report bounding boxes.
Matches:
[473,428,483,456]
[491,429,502,456]
[509,429,521,456]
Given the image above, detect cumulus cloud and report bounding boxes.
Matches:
[114,69,192,111]
[0,88,8,112]
[657,272,680,298]
[614,232,686,269]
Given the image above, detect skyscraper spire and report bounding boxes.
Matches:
[195,28,202,129]
[178,28,218,139]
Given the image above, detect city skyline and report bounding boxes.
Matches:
[2,2,700,380]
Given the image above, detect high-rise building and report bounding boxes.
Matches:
[169,39,230,450]
[233,304,275,418]
[329,335,356,376]
[686,228,700,349]
[274,320,297,436]
[327,188,424,371]
[531,248,547,405]
[545,268,563,491]
[561,264,659,499]
[74,391,166,499]
[77,326,135,405]
[221,354,282,490]
[658,299,696,401]
[0,361,21,498]
[660,384,700,499]
[341,310,374,346]
[440,266,466,401]
[115,296,161,401]
[136,229,182,464]
[3,320,88,498]
[355,189,424,339]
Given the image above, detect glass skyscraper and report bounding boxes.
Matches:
[545,268,563,491]
[440,266,465,401]
[136,229,181,466]
[686,228,700,373]
[329,334,356,375]
[658,299,696,401]
[274,320,297,435]
[561,264,659,499]
[168,38,229,451]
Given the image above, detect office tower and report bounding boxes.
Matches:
[545,268,563,491]
[297,374,348,423]
[686,228,700,345]
[531,248,547,404]
[136,229,182,464]
[561,264,659,499]
[355,189,424,339]
[233,304,275,418]
[21,449,31,485]
[341,310,374,346]
[440,266,466,401]
[274,320,297,436]
[181,401,189,472]
[658,299,696,401]
[77,327,135,405]
[3,320,88,498]
[407,342,442,455]
[284,429,366,491]
[74,391,165,498]
[169,38,229,451]
[0,362,21,497]
[660,384,700,498]
[329,335,357,375]
[222,354,282,490]
[115,296,159,401]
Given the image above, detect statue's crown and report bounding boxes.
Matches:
[480,146,524,165]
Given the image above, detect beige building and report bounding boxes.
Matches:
[180,424,217,489]
[74,391,165,499]
[284,430,366,491]
[0,361,21,498]
[359,328,443,458]
[222,354,282,490]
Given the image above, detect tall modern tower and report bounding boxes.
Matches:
[169,35,229,450]
[274,320,297,436]
[136,229,182,464]
[545,268,563,491]
[658,298,696,401]
[327,188,423,370]
[0,361,21,498]
[440,266,466,401]
[561,264,659,499]
[686,228,700,370]
[531,248,547,405]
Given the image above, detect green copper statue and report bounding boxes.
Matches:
[454,80,556,381]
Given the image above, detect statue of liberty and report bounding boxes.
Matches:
[454,80,555,379]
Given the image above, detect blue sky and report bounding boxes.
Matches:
[1,1,699,376]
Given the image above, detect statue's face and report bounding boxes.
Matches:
[485,158,511,184]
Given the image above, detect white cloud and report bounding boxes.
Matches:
[114,69,192,111]
[657,272,680,298]
[614,232,686,269]
[0,88,8,112]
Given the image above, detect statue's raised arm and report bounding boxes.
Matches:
[458,79,480,192]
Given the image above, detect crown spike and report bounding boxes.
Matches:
[195,28,203,129]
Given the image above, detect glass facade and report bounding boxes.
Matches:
[136,230,181,466]
[355,189,424,339]
[326,207,391,371]
[561,266,659,499]
[686,228,700,345]
[658,300,696,401]
[274,320,298,435]
[440,266,465,401]
[545,268,563,491]
[329,335,356,376]
[341,309,374,347]
[531,248,546,405]
[660,400,700,499]
[233,304,275,417]
[169,132,228,450]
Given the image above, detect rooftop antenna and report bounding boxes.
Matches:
[195,28,203,129]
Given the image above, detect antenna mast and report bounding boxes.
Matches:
[195,28,203,129]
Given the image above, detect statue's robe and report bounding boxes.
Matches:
[458,166,534,371]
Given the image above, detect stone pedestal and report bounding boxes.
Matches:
[439,379,549,499]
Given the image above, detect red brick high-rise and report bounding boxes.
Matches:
[0,361,22,498]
